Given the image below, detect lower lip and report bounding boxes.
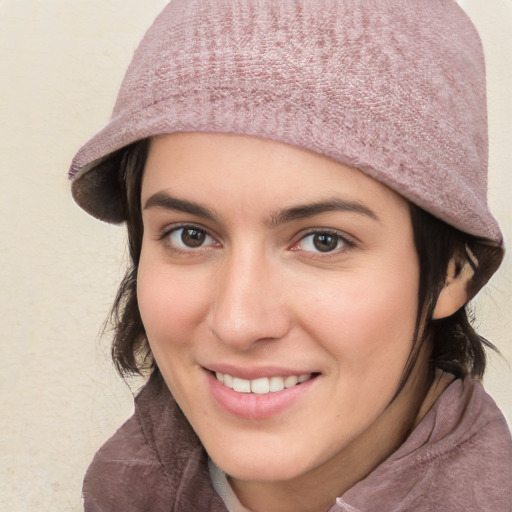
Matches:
[206,371,316,420]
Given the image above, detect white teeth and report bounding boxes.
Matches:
[214,372,312,394]
[232,377,251,393]
[269,376,285,392]
[284,375,298,388]
[251,377,270,394]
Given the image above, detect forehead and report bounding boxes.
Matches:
[141,132,410,223]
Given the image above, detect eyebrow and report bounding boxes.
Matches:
[144,192,379,226]
[144,192,218,221]
[267,198,379,227]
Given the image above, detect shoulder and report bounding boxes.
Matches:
[413,378,512,511]
[343,377,512,512]
[82,385,174,512]
[82,372,226,512]
[402,378,512,511]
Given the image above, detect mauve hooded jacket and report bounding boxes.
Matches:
[82,372,512,512]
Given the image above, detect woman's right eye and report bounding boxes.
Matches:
[166,226,216,251]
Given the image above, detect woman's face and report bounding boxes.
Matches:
[138,132,420,484]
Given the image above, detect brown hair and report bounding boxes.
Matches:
[106,139,503,380]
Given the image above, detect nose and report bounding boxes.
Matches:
[206,250,291,350]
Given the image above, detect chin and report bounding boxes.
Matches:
[204,430,338,484]
[216,454,310,483]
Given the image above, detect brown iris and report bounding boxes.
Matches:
[181,228,206,247]
[313,233,339,252]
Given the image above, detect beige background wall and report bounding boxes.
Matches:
[1,1,510,510]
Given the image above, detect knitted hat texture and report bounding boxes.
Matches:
[69,0,503,246]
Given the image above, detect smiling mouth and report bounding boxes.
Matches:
[213,372,316,395]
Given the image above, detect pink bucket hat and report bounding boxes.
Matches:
[69,0,503,247]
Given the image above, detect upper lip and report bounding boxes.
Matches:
[203,364,317,380]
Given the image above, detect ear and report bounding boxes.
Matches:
[432,257,475,320]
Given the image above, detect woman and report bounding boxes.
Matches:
[69,1,512,511]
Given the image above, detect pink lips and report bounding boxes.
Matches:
[206,369,316,420]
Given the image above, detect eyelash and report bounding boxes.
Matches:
[158,224,219,254]
[158,224,355,257]
[291,230,355,257]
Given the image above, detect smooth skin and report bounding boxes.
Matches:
[137,133,468,512]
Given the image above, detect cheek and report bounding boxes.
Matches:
[301,260,419,380]
[136,255,210,350]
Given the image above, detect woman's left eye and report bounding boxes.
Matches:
[295,232,349,254]
[167,227,216,250]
